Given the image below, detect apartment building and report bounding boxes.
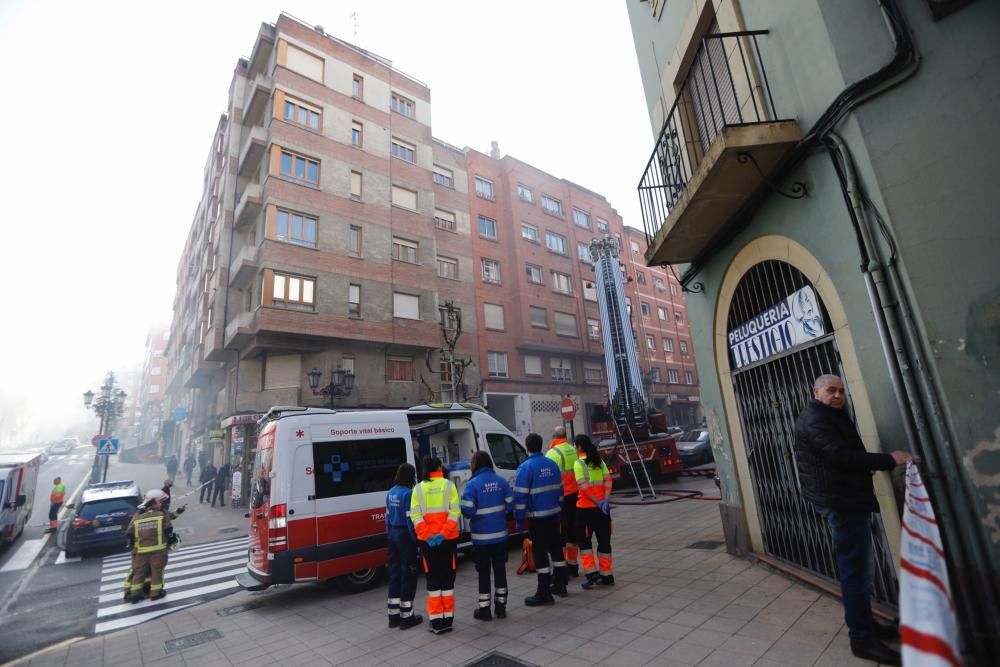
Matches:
[135,326,169,449]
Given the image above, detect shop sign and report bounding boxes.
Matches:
[231,471,242,501]
[221,413,265,429]
[208,429,224,444]
[728,285,826,369]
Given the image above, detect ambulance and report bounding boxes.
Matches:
[236,403,528,593]
[0,451,42,545]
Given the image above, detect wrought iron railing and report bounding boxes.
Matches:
[638,30,786,246]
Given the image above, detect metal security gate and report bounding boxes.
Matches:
[728,260,898,606]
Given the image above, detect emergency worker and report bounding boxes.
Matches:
[126,489,174,602]
[546,425,579,577]
[47,477,65,532]
[408,457,460,634]
[385,463,423,630]
[514,433,567,605]
[122,497,185,600]
[460,451,514,621]
[574,434,614,589]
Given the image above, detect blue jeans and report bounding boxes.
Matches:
[816,506,876,642]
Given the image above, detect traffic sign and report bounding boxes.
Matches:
[173,407,188,422]
[96,438,120,456]
[560,398,577,421]
[92,434,108,447]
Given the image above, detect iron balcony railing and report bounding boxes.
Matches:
[638,30,787,246]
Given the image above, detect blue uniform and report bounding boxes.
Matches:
[513,453,563,524]
[385,485,418,625]
[460,468,514,544]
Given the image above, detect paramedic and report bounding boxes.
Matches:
[385,463,423,630]
[514,433,567,605]
[574,434,614,589]
[409,457,461,634]
[546,425,579,577]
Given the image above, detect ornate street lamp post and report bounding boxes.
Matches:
[83,372,127,483]
[306,367,356,409]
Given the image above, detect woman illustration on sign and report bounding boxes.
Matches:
[793,287,824,338]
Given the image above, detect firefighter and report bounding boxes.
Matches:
[122,497,185,600]
[514,433,567,605]
[46,477,65,532]
[460,451,514,621]
[126,489,174,603]
[385,463,423,630]
[574,435,614,589]
[408,457,460,634]
[546,425,579,577]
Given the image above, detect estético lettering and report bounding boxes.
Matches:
[728,286,826,369]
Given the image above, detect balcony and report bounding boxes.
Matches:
[238,126,268,178]
[229,243,260,288]
[183,344,222,389]
[246,22,276,81]
[242,73,272,128]
[235,183,263,229]
[639,30,800,265]
[225,310,257,350]
[203,325,227,362]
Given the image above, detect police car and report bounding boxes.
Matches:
[63,480,142,558]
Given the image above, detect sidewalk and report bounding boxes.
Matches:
[22,476,883,667]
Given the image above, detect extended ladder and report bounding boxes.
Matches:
[612,419,657,500]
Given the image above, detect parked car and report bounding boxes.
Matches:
[676,428,714,468]
[63,480,142,558]
[664,426,686,439]
[47,439,77,455]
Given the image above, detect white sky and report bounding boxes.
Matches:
[0,0,653,442]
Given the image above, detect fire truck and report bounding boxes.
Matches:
[587,236,682,497]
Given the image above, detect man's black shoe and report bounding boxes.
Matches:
[494,604,506,619]
[473,607,492,621]
[524,594,555,606]
[850,639,901,666]
[551,585,568,598]
[874,620,900,641]
[581,573,601,590]
[596,575,615,587]
[399,614,423,630]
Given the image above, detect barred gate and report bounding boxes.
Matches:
[728,260,898,607]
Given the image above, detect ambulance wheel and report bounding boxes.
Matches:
[335,567,382,593]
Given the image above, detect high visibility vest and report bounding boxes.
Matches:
[50,484,65,505]
[130,511,169,554]
[408,473,460,542]
[546,440,579,495]
[574,455,612,509]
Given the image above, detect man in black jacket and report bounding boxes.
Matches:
[794,374,912,666]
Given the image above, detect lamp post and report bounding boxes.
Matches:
[306,367,356,409]
[83,372,127,483]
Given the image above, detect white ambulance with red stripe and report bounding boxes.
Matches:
[236,403,527,593]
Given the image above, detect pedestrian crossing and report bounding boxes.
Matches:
[93,535,248,634]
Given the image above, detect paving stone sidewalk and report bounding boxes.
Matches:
[18,476,890,667]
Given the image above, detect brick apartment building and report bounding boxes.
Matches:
[162,13,701,491]
[135,326,169,450]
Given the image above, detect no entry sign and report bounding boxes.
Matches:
[559,398,576,421]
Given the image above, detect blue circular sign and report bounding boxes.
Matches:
[172,407,189,422]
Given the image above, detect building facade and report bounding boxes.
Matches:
[626,0,999,659]
[135,326,168,451]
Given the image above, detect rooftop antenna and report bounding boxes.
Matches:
[350,11,359,44]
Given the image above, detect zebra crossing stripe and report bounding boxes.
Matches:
[98,558,247,593]
[97,580,239,618]
[101,544,247,578]
[94,603,198,634]
[97,567,246,604]
[102,535,248,565]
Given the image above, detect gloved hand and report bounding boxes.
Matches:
[598,500,610,515]
[427,533,444,548]
[175,505,186,515]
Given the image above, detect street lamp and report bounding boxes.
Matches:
[307,367,356,409]
[83,372,128,483]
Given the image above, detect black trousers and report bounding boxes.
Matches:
[420,539,457,631]
[387,527,419,619]
[560,494,578,560]
[576,507,612,575]
[473,541,508,607]
[211,482,226,506]
[529,515,566,588]
[200,482,213,503]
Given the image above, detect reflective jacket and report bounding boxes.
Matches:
[513,453,563,523]
[574,455,612,509]
[408,473,460,542]
[386,485,416,540]
[545,439,579,495]
[126,508,173,554]
[460,468,513,544]
[50,483,65,505]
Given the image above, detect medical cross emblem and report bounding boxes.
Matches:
[323,455,350,482]
[295,430,304,438]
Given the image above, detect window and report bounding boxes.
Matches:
[478,215,497,240]
[348,284,361,316]
[283,96,321,130]
[387,357,415,381]
[150,367,161,376]
[350,171,362,200]
[279,149,319,186]
[649,367,661,382]
[391,185,417,210]
[393,292,420,320]
[488,351,508,378]
[481,258,501,284]
[675,311,684,322]
[391,237,418,264]
[551,271,572,295]
[312,437,405,499]
[646,334,656,350]
[352,74,363,99]
[573,209,592,230]
[475,176,495,200]
[640,302,651,317]
[664,337,674,353]
[670,283,679,296]
[521,223,539,243]
[149,385,160,394]
[283,42,324,82]
[486,433,525,469]
[686,371,695,385]
[434,209,456,232]
[596,218,609,234]
[587,318,600,340]
[654,277,666,291]
[554,312,577,337]
[276,208,317,248]
[583,280,597,301]
[636,271,646,285]
[348,225,362,256]
[584,363,603,384]
[541,194,563,217]
[667,369,680,384]
[391,92,415,118]
[578,243,591,262]
[529,306,548,328]
[271,271,315,306]
[436,256,458,279]
[550,358,573,382]
[524,355,542,376]
[390,138,415,163]
[630,240,641,255]
[351,121,363,147]
[432,164,453,188]
[484,303,505,330]
[658,307,668,321]
[525,264,543,284]
[545,231,567,255]
[679,340,689,354]
[517,184,534,203]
